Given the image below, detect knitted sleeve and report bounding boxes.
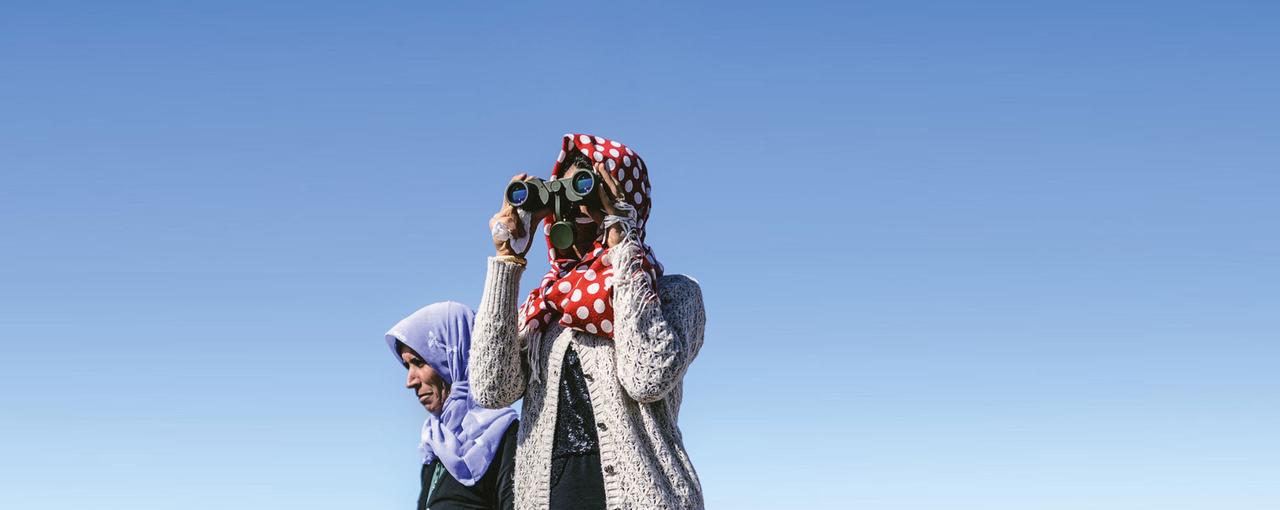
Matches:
[608,241,706,404]
[470,257,528,409]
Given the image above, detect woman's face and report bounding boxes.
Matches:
[564,203,605,256]
[398,344,450,415]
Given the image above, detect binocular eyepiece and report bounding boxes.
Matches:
[504,168,601,250]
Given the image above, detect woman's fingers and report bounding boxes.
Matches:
[498,208,521,238]
[596,163,622,198]
[594,163,623,215]
[511,209,525,239]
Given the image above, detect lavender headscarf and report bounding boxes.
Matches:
[385,301,518,486]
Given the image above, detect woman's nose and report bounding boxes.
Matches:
[405,370,418,389]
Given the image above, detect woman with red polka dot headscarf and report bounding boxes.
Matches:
[471,134,706,510]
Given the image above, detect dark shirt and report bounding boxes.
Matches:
[548,347,606,510]
[419,420,518,510]
[553,347,600,458]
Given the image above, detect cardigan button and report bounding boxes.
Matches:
[598,422,608,431]
[604,465,615,475]
[583,372,594,382]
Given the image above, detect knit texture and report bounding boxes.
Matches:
[470,241,705,510]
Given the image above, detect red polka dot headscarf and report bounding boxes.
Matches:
[519,133,663,339]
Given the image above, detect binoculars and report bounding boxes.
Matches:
[505,168,601,250]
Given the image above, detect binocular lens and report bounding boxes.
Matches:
[549,221,576,250]
[571,172,594,196]
[506,185,529,206]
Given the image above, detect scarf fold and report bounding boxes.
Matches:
[386,301,518,486]
[519,134,663,342]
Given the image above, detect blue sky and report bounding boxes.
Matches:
[2,1,1277,508]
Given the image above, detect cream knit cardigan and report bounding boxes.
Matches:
[470,242,705,510]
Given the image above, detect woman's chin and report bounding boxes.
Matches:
[572,236,598,254]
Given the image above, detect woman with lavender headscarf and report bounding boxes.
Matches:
[386,301,519,510]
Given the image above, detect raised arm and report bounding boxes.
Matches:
[609,241,706,404]
[469,257,528,409]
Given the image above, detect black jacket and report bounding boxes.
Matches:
[419,420,518,510]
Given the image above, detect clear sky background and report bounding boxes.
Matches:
[2,1,1277,509]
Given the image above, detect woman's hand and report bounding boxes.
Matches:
[593,163,628,247]
[489,173,545,257]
